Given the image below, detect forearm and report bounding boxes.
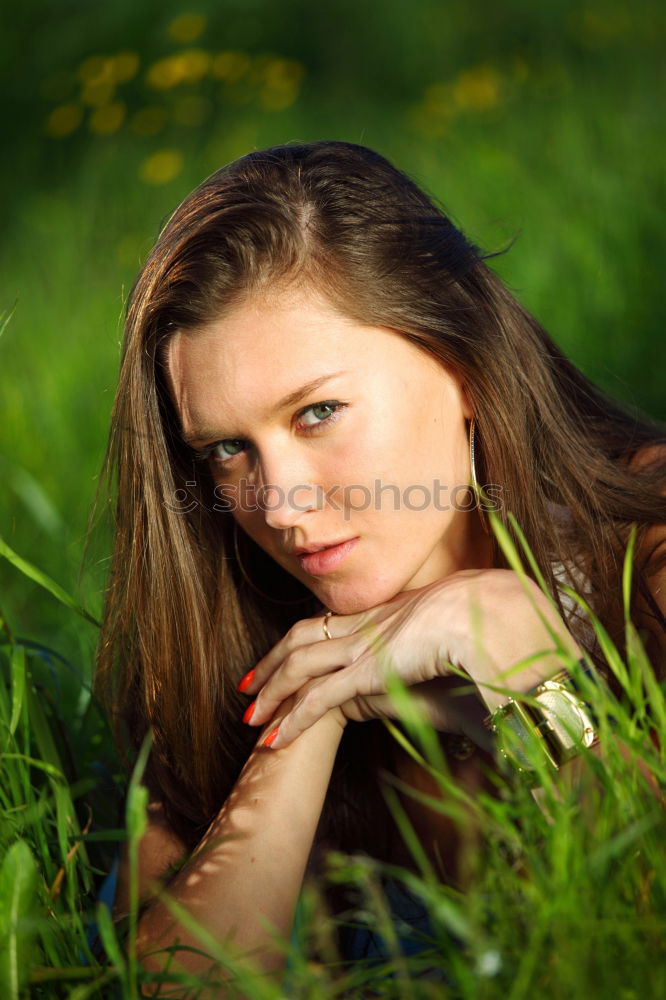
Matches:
[136,704,345,982]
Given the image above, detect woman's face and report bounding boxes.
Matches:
[166,284,491,614]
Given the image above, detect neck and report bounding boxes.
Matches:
[445,506,496,576]
[468,508,496,570]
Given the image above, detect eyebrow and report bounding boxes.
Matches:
[181,370,350,446]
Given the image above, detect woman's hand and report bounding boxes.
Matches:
[239,569,582,750]
[242,580,460,748]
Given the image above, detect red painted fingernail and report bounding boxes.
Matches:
[263,727,279,748]
[237,669,255,693]
[242,701,256,724]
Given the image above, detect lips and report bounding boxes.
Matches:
[291,539,352,556]
[294,537,359,576]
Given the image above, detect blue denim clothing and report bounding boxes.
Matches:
[283,875,451,995]
[335,878,437,962]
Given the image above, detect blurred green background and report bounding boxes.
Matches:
[1,0,664,698]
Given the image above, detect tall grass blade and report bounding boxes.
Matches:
[27,679,92,892]
[9,643,25,737]
[95,901,125,981]
[2,460,65,537]
[489,511,574,663]
[0,839,40,999]
[67,967,121,1000]
[0,535,100,628]
[125,731,151,999]
[622,524,638,623]
[0,301,16,341]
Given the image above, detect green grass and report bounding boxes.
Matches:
[0,515,664,998]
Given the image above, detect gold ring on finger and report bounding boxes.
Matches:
[322,610,335,640]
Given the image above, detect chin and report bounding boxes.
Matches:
[312,578,403,616]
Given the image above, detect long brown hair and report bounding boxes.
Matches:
[95,140,666,849]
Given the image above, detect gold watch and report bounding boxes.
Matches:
[488,670,599,778]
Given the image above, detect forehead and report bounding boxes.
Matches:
[164,287,449,438]
[179,288,355,362]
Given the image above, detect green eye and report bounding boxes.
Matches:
[213,439,245,460]
[299,401,342,427]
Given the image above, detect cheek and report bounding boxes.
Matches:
[213,477,252,520]
[320,425,464,526]
[212,476,271,542]
[413,413,468,485]
[331,410,407,484]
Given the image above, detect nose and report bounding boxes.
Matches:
[261,483,320,530]
[254,453,322,531]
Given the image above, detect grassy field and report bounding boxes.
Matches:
[2,0,665,661]
[1,1,665,994]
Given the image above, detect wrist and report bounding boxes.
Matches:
[255,697,347,751]
[451,571,583,713]
[324,704,348,734]
[473,650,583,715]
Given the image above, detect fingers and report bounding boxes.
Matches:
[245,635,361,728]
[237,613,346,696]
[261,675,463,751]
[261,669,367,750]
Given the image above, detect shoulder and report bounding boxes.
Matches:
[629,445,666,672]
[630,444,666,563]
[628,442,666,471]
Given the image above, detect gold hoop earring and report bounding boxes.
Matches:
[232,521,314,606]
[469,417,490,536]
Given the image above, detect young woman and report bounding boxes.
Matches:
[96,140,666,987]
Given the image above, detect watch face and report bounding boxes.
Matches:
[535,682,598,754]
[494,700,559,773]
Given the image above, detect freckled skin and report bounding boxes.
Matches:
[167,285,492,615]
